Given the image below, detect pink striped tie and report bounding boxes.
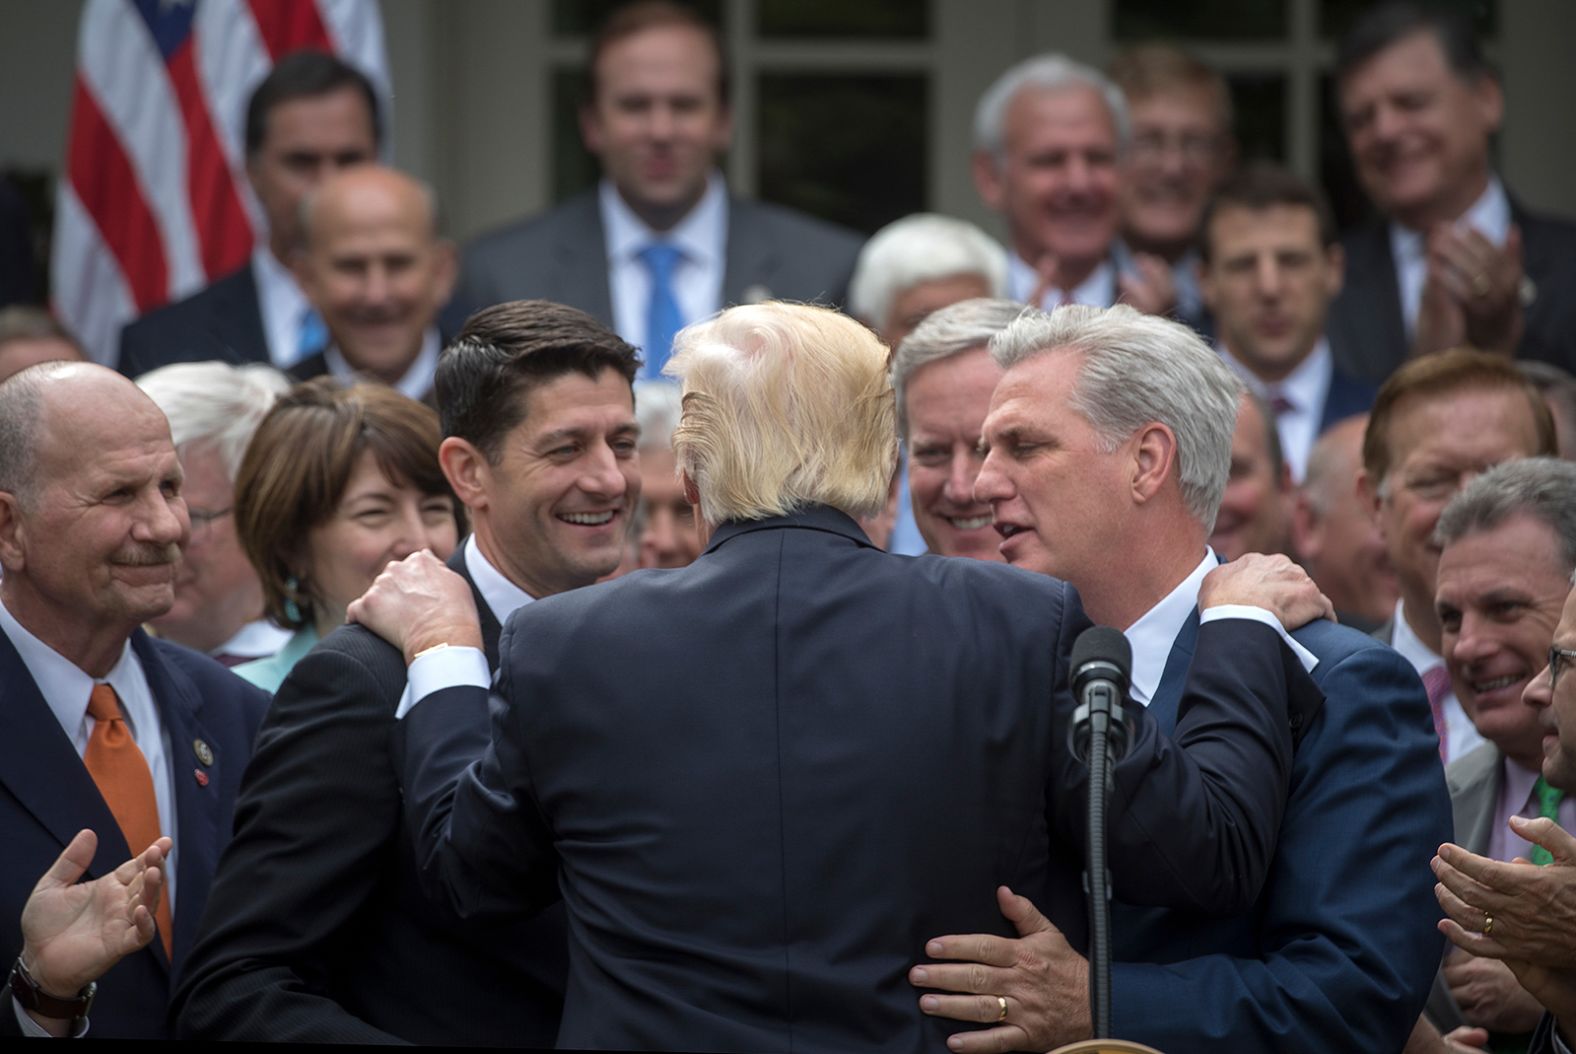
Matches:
[1421,664,1452,763]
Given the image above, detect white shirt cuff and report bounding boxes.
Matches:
[1199,605,1320,673]
[395,646,490,719]
[14,998,89,1037]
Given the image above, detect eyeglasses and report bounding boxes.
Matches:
[1551,645,1576,693]
[188,506,233,532]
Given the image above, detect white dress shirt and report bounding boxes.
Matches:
[1489,755,1576,863]
[600,172,728,372]
[1123,549,1318,706]
[396,536,533,718]
[1221,339,1334,484]
[0,598,178,908]
[1008,252,1116,309]
[1389,175,1511,339]
[211,618,294,663]
[253,245,314,370]
[1390,599,1486,764]
[323,327,441,401]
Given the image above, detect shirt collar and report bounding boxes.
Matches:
[1221,338,1333,418]
[463,534,536,625]
[1389,598,1443,674]
[324,328,441,401]
[1122,549,1216,706]
[599,171,727,267]
[0,595,141,737]
[1389,173,1512,258]
[252,245,310,354]
[213,618,295,661]
[1501,754,1544,817]
[1007,252,1115,308]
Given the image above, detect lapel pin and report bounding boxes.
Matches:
[194,768,209,787]
[193,739,214,766]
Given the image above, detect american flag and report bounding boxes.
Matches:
[50,0,389,365]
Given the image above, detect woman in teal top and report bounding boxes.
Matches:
[233,380,461,692]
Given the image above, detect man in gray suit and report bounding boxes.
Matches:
[1418,458,1576,1050]
[449,2,862,380]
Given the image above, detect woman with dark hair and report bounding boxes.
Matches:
[232,379,460,691]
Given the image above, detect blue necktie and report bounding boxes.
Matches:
[638,243,684,379]
[295,307,328,365]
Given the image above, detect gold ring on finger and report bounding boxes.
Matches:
[1473,272,1491,297]
[996,995,1008,1022]
[1484,913,1495,935]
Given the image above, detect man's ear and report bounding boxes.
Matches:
[1355,467,1382,523]
[0,491,24,572]
[1130,422,1178,505]
[680,471,701,508]
[972,150,1006,212]
[439,437,489,513]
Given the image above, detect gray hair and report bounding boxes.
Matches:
[634,379,683,453]
[1435,457,1576,572]
[892,298,1026,437]
[990,304,1243,531]
[0,364,50,502]
[974,53,1131,158]
[136,361,291,479]
[846,214,1009,331]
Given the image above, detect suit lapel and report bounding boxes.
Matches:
[0,629,132,870]
[1147,608,1201,736]
[446,546,501,670]
[212,264,270,365]
[721,199,780,306]
[131,632,221,968]
[553,193,615,324]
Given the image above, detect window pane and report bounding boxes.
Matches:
[1227,73,1288,165]
[550,0,724,37]
[1319,0,1494,41]
[1113,0,1287,41]
[757,0,928,39]
[757,73,927,235]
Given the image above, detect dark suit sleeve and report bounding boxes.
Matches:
[173,643,437,1042]
[1109,644,1450,1053]
[399,622,559,922]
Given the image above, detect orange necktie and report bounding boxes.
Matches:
[83,683,173,958]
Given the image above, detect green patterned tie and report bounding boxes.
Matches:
[1531,777,1564,866]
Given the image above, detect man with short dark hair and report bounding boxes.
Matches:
[173,300,640,1041]
[1328,2,1576,382]
[118,50,382,377]
[1200,162,1376,481]
[0,362,269,1038]
[450,2,861,379]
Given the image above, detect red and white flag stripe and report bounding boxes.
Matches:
[51,0,388,365]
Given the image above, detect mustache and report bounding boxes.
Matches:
[112,544,181,567]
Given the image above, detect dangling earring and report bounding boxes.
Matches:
[284,576,305,626]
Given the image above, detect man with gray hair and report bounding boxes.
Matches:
[1418,458,1576,1049]
[137,361,292,665]
[890,297,1021,560]
[632,380,701,569]
[972,55,1173,317]
[353,300,1328,1049]
[916,304,1449,1052]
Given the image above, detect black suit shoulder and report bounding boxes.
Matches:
[174,623,564,1044]
[117,265,268,377]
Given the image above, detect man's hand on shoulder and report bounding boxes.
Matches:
[1200,553,1335,630]
[347,551,483,666]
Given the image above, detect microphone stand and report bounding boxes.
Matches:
[1078,673,1125,1040]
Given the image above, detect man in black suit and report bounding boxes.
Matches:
[286,165,456,401]
[449,2,862,379]
[0,363,270,1038]
[117,51,380,378]
[1200,163,1377,483]
[171,300,642,1042]
[1328,3,1576,383]
[357,300,1330,1050]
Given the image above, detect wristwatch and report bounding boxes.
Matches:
[7,954,94,1025]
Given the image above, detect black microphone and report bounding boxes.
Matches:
[1070,626,1132,767]
[1068,624,1132,1042]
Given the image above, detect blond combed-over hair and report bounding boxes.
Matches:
[665,302,898,526]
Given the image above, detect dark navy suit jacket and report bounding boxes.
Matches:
[116,263,271,378]
[1319,364,1377,432]
[397,506,1319,1052]
[1109,609,1452,1052]
[0,627,268,1039]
